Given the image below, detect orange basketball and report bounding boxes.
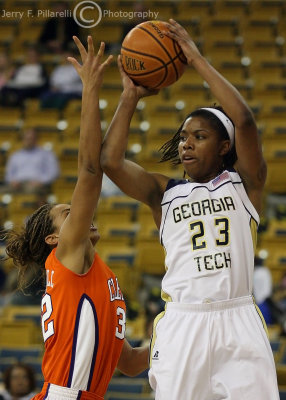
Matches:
[121,20,187,89]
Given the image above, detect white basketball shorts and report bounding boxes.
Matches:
[149,295,279,400]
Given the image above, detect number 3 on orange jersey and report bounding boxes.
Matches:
[42,295,126,341]
[41,293,54,342]
[115,307,126,339]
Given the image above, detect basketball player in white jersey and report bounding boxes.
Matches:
[101,19,279,400]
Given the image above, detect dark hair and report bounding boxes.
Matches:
[160,106,237,168]
[5,203,54,290]
[3,363,36,394]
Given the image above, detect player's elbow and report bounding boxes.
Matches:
[117,363,145,377]
[117,367,138,377]
[100,148,121,173]
[235,109,256,131]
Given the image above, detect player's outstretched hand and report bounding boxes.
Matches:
[68,36,113,89]
[164,19,202,66]
[117,55,159,100]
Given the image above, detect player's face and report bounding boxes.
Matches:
[178,116,229,182]
[50,204,100,246]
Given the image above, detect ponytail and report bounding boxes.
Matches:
[5,203,54,290]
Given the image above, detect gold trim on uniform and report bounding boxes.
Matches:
[250,217,258,253]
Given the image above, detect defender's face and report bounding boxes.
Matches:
[50,204,100,246]
[178,116,229,182]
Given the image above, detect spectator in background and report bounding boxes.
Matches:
[1,47,47,107]
[4,128,59,196]
[38,2,80,54]
[253,256,274,324]
[0,53,15,90]
[0,261,7,306]
[40,47,82,110]
[0,363,37,400]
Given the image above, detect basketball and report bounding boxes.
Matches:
[121,20,187,89]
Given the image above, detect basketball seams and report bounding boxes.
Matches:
[121,45,169,87]
[121,20,187,89]
[123,52,184,78]
[121,45,166,65]
[138,25,179,80]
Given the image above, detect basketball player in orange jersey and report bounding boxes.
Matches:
[101,19,279,400]
[5,36,149,400]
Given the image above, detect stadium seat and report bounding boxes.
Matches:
[97,243,137,268]
[280,390,286,400]
[0,346,43,361]
[107,377,150,394]
[2,305,41,326]
[97,195,139,221]
[98,221,139,246]
[106,396,153,400]
[215,0,253,18]
[0,108,23,130]
[265,161,286,193]
[0,356,18,374]
[136,241,165,275]
[24,110,60,133]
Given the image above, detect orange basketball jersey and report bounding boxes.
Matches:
[32,249,126,400]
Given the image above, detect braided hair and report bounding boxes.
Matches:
[5,203,55,291]
[160,106,237,168]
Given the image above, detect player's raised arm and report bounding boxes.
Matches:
[164,19,266,214]
[101,56,168,225]
[54,37,113,268]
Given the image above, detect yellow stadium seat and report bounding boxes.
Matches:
[0,24,16,46]
[97,243,137,268]
[0,320,40,346]
[264,158,286,193]
[136,241,165,275]
[0,107,23,129]
[2,305,40,322]
[24,110,60,131]
[98,221,139,246]
[263,139,286,161]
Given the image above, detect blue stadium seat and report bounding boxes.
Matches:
[270,340,282,353]
[107,383,143,394]
[108,398,152,400]
[280,390,286,400]
[0,357,18,373]
[0,347,42,360]
[14,313,41,325]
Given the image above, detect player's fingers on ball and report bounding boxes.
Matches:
[169,18,181,27]
[169,19,187,35]
[73,36,87,60]
[165,30,179,41]
[163,22,175,33]
[117,55,124,70]
[150,89,160,95]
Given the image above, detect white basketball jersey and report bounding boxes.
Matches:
[160,169,259,303]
